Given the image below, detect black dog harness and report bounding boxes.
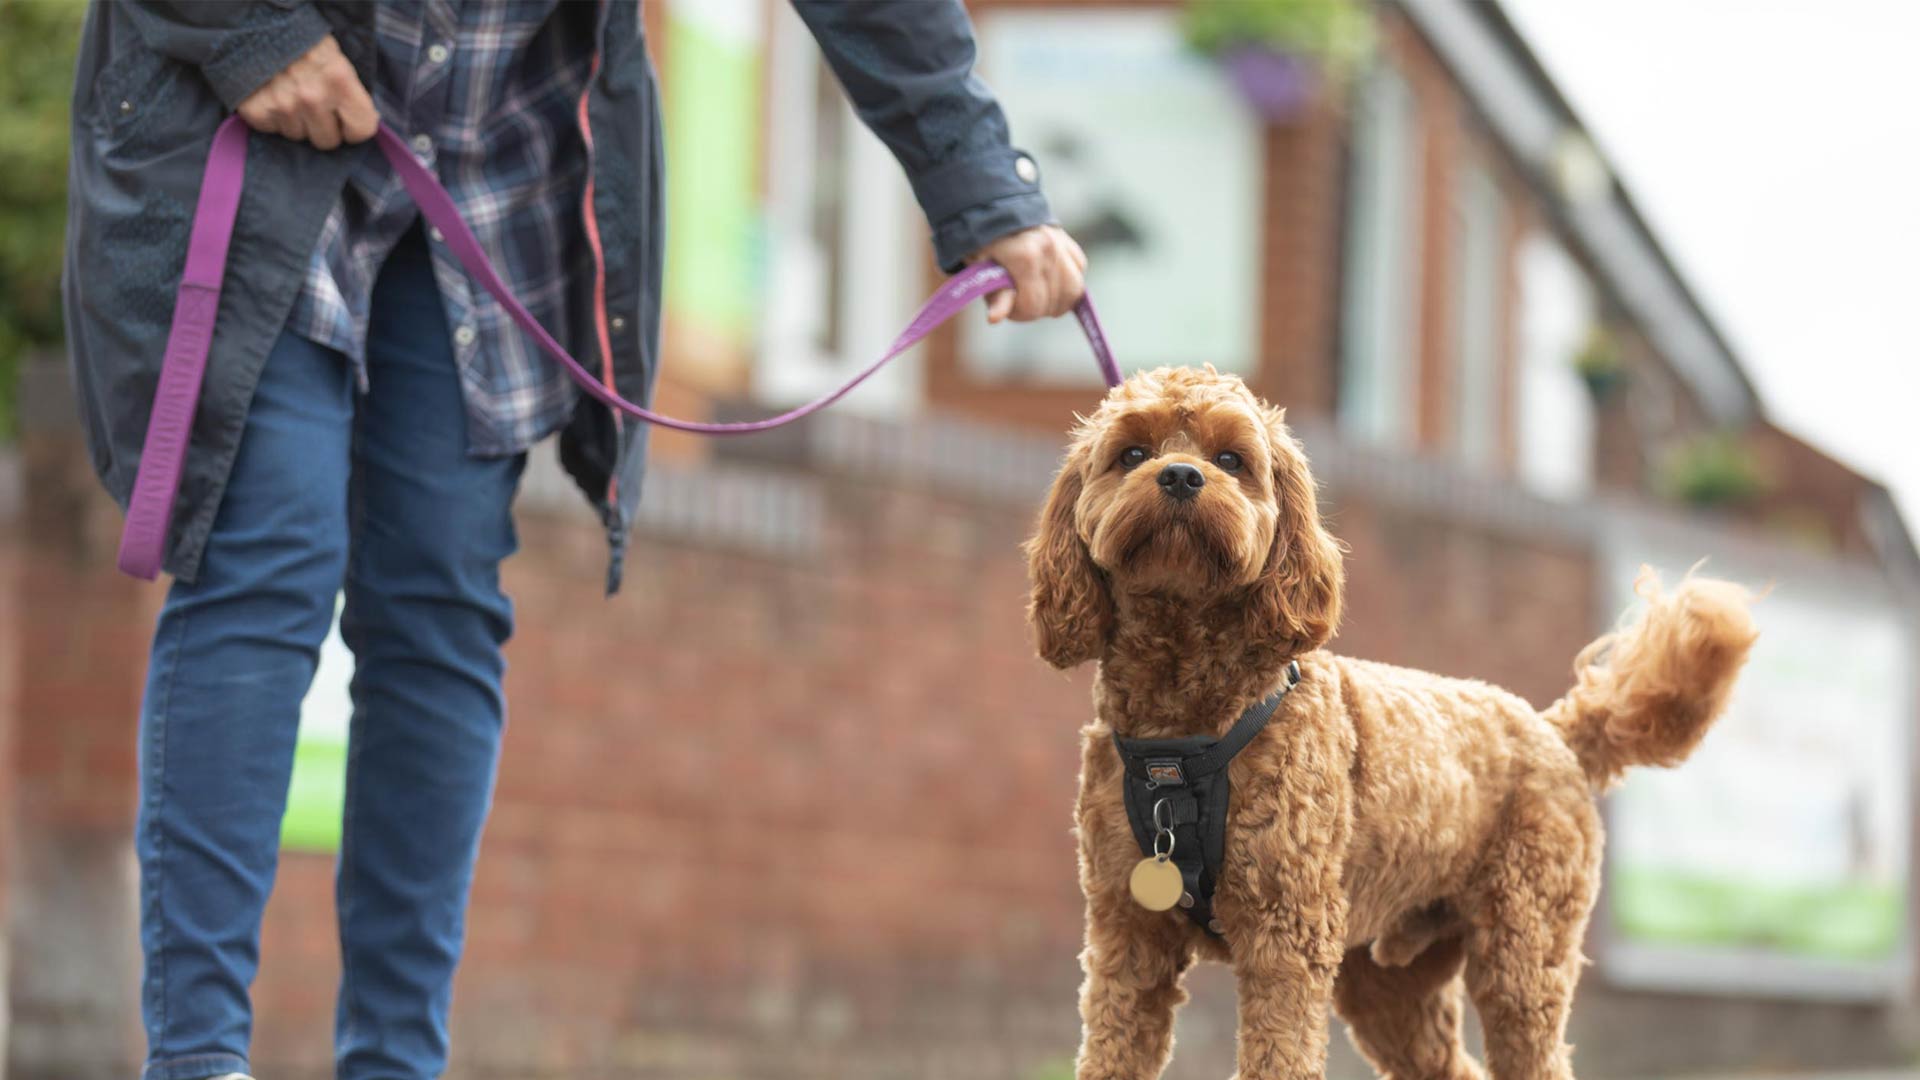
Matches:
[1112,661,1302,937]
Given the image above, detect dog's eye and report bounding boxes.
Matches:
[1213,450,1243,473]
[1119,447,1148,470]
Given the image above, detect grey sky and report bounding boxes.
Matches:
[1503,0,1919,535]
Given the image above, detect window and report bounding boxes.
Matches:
[758,3,925,415]
[1338,64,1423,447]
[1514,233,1596,498]
[1451,160,1505,468]
[963,10,1263,381]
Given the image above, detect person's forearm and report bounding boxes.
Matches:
[790,0,1053,271]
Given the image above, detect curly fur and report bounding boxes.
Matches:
[1025,368,1758,1080]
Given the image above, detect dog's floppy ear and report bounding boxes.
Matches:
[1247,409,1344,657]
[1024,438,1112,668]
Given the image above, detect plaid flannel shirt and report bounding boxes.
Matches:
[286,0,593,455]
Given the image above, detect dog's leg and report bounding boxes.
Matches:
[1460,798,1600,1080]
[1075,897,1195,1080]
[1334,936,1485,1080]
[1224,907,1345,1080]
[1462,924,1582,1080]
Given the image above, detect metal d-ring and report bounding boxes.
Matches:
[1153,829,1176,860]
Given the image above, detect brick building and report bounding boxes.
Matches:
[3,1,1916,1078]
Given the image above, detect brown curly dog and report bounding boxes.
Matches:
[1025,367,1758,1080]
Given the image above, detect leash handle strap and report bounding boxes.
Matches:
[116,117,250,582]
[117,115,1124,580]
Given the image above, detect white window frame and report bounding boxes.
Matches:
[1338,63,1423,448]
[1514,231,1597,499]
[1451,158,1504,468]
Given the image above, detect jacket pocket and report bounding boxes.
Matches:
[89,44,187,138]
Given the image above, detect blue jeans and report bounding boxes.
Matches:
[137,227,525,1080]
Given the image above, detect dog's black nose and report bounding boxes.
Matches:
[1158,462,1204,501]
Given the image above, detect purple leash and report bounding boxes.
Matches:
[117,116,1124,580]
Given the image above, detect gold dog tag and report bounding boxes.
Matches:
[1129,857,1183,912]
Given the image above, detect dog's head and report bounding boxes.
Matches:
[1023,367,1344,669]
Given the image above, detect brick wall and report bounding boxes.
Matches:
[1743,422,1878,556]
[0,456,16,1062]
[3,378,151,1080]
[1247,83,1348,420]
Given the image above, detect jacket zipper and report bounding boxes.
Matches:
[576,1,620,507]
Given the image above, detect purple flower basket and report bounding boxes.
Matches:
[1220,45,1318,122]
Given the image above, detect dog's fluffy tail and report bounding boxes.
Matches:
[1544,568,1758,789]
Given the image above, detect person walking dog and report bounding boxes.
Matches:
[64,4,1087,1079]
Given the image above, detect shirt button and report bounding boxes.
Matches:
[118,100,133,115]
[428,226,444,243]
[426,43,450,65]
[610,316,627,333]
[453,325,477,347]
[1014,155,1039,183]
[410,133,434,157]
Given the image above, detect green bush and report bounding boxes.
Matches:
[0,0,85,443]
[1658,431,1771,508]
[1571,324,1626,399]
[1181,0,1375,72]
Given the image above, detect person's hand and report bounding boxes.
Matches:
[235,35,379,151]
[969,225,1089,324]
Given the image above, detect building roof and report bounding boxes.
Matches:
[1397,0,1762,425]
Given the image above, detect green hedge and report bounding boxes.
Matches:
[1612,865,1903,960]
[0,0,85,442]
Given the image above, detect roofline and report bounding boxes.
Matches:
[1394,0,1762,424]
[1861,483,1920,587]
[1472,2,1763,402]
